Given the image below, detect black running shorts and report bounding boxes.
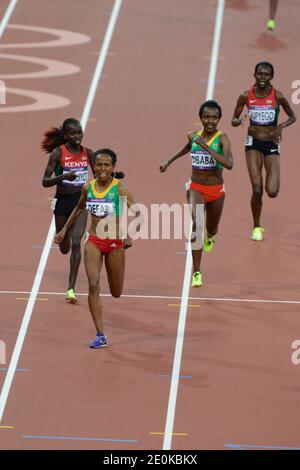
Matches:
[53,191,82,217]
[245,135,280,156]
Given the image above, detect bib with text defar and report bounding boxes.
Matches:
[86,178,122,218]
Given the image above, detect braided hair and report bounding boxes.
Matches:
[41,118,81,154]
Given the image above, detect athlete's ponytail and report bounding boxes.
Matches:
[41,117,81,154]
[112,171,125,179]
[94,148,125,179]
[41,126,65,153]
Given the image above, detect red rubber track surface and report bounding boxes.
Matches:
[0,0,300,450]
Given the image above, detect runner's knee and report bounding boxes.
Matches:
[88,280,100,294]
[252,184,263,198]
[71,236,82,251]
[111,290,122,299]
[59,243,70,255]
[267,188,279,198]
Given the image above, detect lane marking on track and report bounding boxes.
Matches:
[202,55,226,61]
[200,78,224,83]
[22,435,138,443]
[4,24,90,48]
[168,304,200,308]
[163,0,226,451]
[32,245,58,249]
[159,375,192,379]
[0,0,124,424]
[225,444,300,450]
[0,0,18,39]
[16,298,48,301]
[0,425,14,429]
[1,290,300,305]
[0,369,29,372]
[151,432,187,437]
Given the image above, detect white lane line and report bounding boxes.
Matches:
[0,0,18,39]
[81,0,122,128]
[162,0,226,451]
[0,0,123,423]
[0,290,300,305]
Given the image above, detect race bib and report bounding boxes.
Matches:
[248,108,276,126]
[245,135,253,146]
[50,198,57,211]
[86,199,115,217]
[62,168,88,186]
[191,151,216,170]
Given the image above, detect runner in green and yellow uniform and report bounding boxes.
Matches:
[55,149,141,349]
[160,100,233,287]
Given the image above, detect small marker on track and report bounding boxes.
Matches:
[150,432,187,436]
[16,297,48,301]
[168,304,200,308]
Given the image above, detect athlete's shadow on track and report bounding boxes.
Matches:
[250,33,288,51]
[226,0,252,11]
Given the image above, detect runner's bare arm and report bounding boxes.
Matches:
[42,147,77,187]
[87,148,95,172]
[276,91,297,129]
[55,183,88,243]
[159,132,193,172]
[231,91,248,126]
[119,183,142,249]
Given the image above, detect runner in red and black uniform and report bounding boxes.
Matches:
[42,118,94,303]
[232,62,296,241]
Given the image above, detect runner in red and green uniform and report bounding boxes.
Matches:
[42,118,94,303]
[55,149,141,349]
[160,100,233,288]
[232,62,296,241]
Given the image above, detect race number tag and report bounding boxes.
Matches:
[190,151,216,170]
[62,168,88,186]
[86,199,115,217]
[245,135,253,146]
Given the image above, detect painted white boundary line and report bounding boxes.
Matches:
[1,290,300,305]
[0,0,18,39]
[0,0,123,423]
[162,0,226,450]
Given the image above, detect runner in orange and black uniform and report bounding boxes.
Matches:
[160,100,233,288]
[232,62,296,241]
[42,118,94,303]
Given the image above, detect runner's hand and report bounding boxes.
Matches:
[64,171,78,181]
[123,238,133,249]
[273,125,283,144]
[160,162,169,173]
[232,115,247,127]
[195,137,208,148]
[55,228,66,244]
